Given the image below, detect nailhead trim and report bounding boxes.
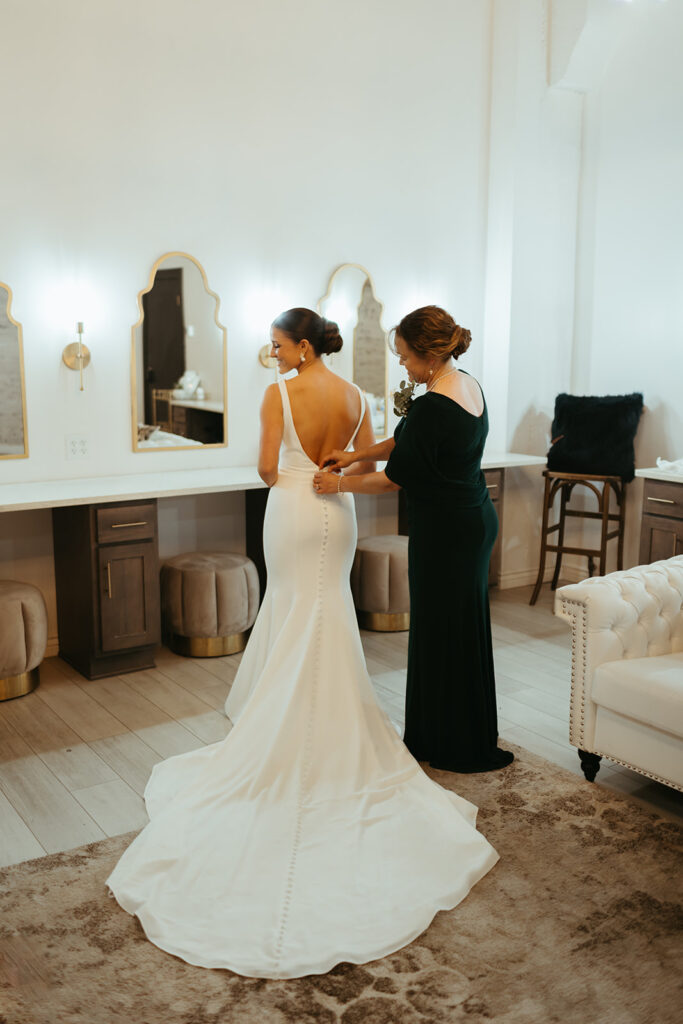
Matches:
[556,595,588,748]
[590,749,683,793]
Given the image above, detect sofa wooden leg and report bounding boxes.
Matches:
[578,749,602,782]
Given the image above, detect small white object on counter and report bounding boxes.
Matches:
[656,457,683,476]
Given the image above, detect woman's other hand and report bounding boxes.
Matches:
[320,449,354,471]
[313,470,341,494]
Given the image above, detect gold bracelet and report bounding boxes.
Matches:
[337,474,343,493]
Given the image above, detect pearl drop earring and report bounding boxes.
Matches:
[300,353,305,363]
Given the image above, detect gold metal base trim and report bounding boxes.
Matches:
[169,632,250,657]
[0,666,40,701]
[357,610,410,632]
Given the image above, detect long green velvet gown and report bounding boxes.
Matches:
[385,377,514,773]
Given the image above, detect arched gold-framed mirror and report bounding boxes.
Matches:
[0,282,29,459]
[131,252,227,452]
[317,264,389,438]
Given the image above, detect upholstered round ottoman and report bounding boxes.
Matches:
[0,580,48,700]
[161,552,259,656]
[350,535,410,631]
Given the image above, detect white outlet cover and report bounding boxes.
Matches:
[65,434,89,459]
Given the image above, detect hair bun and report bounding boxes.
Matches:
[451,325,471,358]
[320,317,343,355]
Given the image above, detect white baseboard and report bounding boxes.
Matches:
[498,561,587,591]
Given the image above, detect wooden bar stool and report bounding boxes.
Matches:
[529,471,627,606]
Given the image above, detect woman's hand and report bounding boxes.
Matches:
[319,449,354,472]
[313,469,341,494]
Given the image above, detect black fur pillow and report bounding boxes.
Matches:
[546,393,643,482]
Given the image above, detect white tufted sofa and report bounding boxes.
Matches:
[555,555,683,791]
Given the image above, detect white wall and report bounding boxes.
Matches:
[0,0,491,649]
[571,0,683,568]
[0,0,491,486]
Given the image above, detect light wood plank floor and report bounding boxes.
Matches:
[1,584,681,868]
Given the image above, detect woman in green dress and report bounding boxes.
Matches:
[314,305,513,773]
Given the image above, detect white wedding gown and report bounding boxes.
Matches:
[106,378,499,978]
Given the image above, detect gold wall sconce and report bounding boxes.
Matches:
[62,321,91,391]
[258,344,277,369]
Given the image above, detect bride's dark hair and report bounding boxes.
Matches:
[272,307,343,356]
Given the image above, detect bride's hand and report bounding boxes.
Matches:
[313,469,340,494]
[320,449,354,471]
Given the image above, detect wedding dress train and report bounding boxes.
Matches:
[106,378,499,978]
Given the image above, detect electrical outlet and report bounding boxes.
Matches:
[65,434,89,459]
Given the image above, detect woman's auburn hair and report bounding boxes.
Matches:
[392,305,471,361]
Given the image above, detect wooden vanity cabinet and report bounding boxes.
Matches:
[52,499,161,679]
[639,479,683,562]
[484,469,504,587]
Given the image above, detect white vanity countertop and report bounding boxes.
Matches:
[635,467,683,484]
[0,453,546,513]
[0,466,264,512]
[171,398,224,413]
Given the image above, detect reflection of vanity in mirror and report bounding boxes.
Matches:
[318,264,389,438]
[132,252,227,451]
[0,282,28,459]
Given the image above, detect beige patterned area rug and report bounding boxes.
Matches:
[1,744,681,1024]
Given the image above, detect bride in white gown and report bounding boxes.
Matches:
[106,307,499,979]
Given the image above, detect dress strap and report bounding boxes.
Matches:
[278,376,294,423]
[345,385,366,451]
[277,378,297,445]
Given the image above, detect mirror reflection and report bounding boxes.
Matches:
[133,253,227,450]
[0,283,28,459]
[318,264,388,437]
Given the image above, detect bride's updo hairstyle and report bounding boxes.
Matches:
[392,305,471,362]
[272,307,343,356]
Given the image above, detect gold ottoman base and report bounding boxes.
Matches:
[169,631,250,658]
[357,611,410,632]
[0,666,40,701]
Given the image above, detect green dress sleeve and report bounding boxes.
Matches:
[385,399,441,491]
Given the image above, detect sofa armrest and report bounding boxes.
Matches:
[554,555,683,749]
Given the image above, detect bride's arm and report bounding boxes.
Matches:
[258,384,283,487]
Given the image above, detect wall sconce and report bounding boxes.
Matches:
[62,322,91,391]
[259,344,277,369]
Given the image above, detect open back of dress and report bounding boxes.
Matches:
[106,378,499,979]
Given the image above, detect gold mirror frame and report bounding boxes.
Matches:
[0,282,29,460]
[317,263,389,439]
[131,252,228,453]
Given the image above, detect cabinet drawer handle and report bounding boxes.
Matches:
[110,521,148,528]
[105,562,112,599]
[487,484,498,491]
[647,497,675,505]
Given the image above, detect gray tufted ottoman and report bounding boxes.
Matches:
[0,580,48,700]
[161,552,259,656]
[350,535,410,631]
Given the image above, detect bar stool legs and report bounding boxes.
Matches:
[530,474,553,606]
[550,481,569,591]
[530,471,627,606]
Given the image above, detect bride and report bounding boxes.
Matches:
[106,307,499,979]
